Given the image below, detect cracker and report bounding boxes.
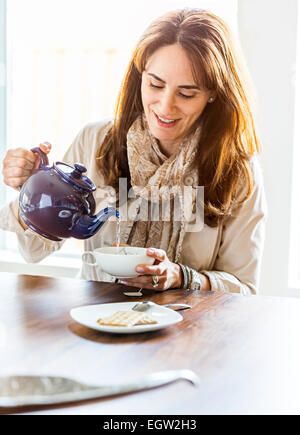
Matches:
[136,313,158,325]
[97,310,157,327]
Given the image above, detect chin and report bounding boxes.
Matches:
[148,122,175,139]
[151,130,171,143]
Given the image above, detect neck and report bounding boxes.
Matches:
[157,140,180,157]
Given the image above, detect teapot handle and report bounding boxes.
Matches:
[30,147,49,168]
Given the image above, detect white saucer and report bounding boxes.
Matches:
[112,275,138,279]
[70,302,182,334]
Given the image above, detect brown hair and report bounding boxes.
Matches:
[96,8,260,226]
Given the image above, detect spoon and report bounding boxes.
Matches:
[123,288,143,297]
[0,369,199,407]
[132,301,192,312]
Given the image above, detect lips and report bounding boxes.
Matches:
[154,112,180,128]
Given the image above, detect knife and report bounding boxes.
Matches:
[0,369,199,407]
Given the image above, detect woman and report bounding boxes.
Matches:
[0,9,267,294]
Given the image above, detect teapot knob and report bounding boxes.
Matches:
[72,163,87,179]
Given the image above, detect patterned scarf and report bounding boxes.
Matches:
[121,115,201,263]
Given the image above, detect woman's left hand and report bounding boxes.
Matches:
[118,248,183,291]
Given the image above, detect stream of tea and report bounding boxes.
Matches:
[116,218,121,253]
[115,216,143,295]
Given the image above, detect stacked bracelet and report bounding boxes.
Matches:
[178,264,202,290]
[190,268,202,290]
[179,263,189,289]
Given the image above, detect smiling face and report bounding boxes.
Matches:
[141,43,214,156]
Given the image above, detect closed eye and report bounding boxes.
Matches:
[150,83,163,89]
[149,82,195,99]
[179,93,195,99]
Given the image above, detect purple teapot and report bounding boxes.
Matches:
[19,147,118,241]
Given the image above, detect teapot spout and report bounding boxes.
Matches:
[70,207,118,240]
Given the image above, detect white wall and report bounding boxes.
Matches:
[237,0,299,297]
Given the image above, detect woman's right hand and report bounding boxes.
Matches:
[2,142,52,190]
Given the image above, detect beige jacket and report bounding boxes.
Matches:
[0,120,267,294]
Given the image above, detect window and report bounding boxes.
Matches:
[289,1,300,291]
[0,0,6,250]
[0,0,238,276]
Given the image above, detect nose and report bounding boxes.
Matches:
[159,89,176,115]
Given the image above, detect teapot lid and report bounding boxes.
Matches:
[54,162,96,192]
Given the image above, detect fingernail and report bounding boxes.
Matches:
[119,280,128,285]
[148,249,154,254]
[136,267,144,273]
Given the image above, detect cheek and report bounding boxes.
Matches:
[141,83,152,110]
[185,101,207,120]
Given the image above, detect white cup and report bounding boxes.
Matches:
[82,246,155,278]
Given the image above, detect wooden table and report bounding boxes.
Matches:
[1,272,300,415]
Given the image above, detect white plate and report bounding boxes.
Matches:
[70,302,182,334]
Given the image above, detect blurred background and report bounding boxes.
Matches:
[0,0,299,297]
